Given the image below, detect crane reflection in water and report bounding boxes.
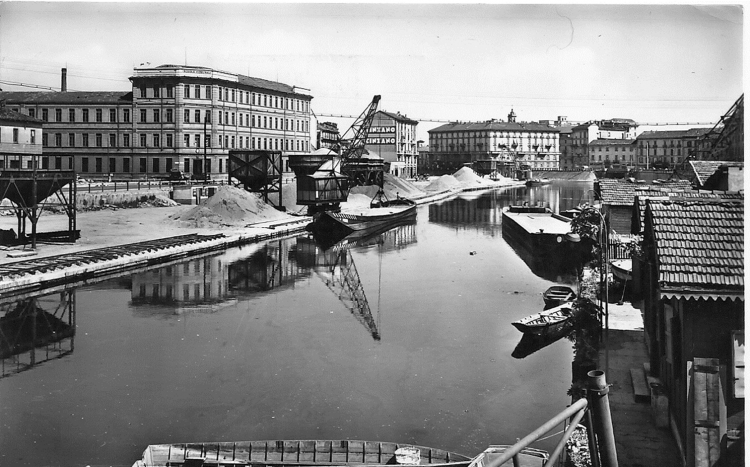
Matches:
[127,220,417,341]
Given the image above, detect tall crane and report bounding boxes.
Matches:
[291,95,385,214]
[336,95,385,187]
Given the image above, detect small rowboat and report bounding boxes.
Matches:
[609,259,632,282]
[512,303,574,333]
[542,286,576,308]
[525,179,551,187]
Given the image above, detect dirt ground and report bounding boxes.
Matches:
[0,205,254,264]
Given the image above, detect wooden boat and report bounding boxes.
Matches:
[609,259,632,282]
[309,196,417,237]
[512,303,574,333]
[132,439,473,467]
[524,179,551,187]
[132,440,550,467]
[468,445,549,467]
[542,285,576,308]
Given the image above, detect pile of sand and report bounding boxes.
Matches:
[171,185,291,228]
[424,174,463,192]
[454,166,494,186]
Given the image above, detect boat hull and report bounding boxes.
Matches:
[542,286,576,308]
[512,303,574,333]
[310,201,417,237]
[610,259,632,282]
[134,439,472,467]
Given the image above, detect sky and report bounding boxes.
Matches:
[0,2,743,140]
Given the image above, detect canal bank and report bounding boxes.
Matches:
[0,179,523,294]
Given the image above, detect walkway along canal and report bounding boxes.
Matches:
[0,182,594,467]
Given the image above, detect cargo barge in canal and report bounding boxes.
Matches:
[501,205,579,253]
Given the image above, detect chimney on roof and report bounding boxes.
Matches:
[61,68,67,92]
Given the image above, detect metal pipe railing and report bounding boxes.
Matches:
[484,397,589,467]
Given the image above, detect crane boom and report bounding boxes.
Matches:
[338,95,382,161]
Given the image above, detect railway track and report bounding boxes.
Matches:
[0,233,225,281]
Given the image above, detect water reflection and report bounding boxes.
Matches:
[0,291,76,378]
[428,182,591,234]
[129,222,418,340]
[511,322,573,359]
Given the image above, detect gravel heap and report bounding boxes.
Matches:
[171,185,291,228]
[349,173,426,200]
[424,174,463,192]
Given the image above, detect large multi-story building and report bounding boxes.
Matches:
[0,65,314,179]
[364,110,419,178]
[570,119,637,169]
[635,128,713,170]
[426,110,561,174]
[588,139,637,169]
[0,106,43,169]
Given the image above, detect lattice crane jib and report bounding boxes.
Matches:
[316,248,379,340]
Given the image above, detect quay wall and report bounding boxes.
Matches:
[530,170,597,181]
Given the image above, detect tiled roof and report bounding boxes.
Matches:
[0,107,43,124]
[637,128,713,140]
[429,121,559,133]
[646,198,744,297]
[597,178,692,206]
[633,189,743,234]
[0,91,133,105]
[689,160,734,185]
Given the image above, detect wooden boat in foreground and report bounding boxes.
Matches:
[132,439,549,467]
[542,285,576,308]
[512,303,574,333]
[132,439,471,467]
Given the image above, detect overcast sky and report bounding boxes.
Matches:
[0,2,743,139]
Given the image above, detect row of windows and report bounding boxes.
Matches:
[23,106,311,130]
[433,131,557,139]
[30,107,131,123]
[138,83,310,113]
[42,132,310,152]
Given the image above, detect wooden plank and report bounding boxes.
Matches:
[694,426,709,467]
[630,367,650,402]
[693,368,708,422]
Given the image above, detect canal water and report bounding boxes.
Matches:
[0,182,593,467]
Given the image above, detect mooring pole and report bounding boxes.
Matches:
[587,370,618,467]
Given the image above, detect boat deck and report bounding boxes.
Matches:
[501,211,571,235]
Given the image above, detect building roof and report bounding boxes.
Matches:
[0,107,43,124]
[589,138,636,147]
[689,160,736,186]
[633,189,743,234]
[377,110,418,125]
[637,128,712,140]
[646,198,744,300]
[597,178,692,206]
[429,120,558,133]
[0,91,133,105]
